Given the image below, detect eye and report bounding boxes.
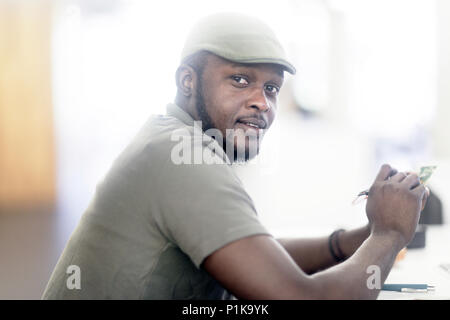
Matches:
[231,75,249,86]
[265,84,280,95]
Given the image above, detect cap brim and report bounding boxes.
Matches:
[229,57,296,75]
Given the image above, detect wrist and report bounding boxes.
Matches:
[363,223,371,237]
[369,230,406,253]
[337,225,371,259]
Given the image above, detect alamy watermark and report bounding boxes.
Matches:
[366,265,381,290]
[170,121,279,174]
[64,263,382,293]
[66,265,81,290]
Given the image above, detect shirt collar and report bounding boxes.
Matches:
[165,102,232,165]
[166,103,195,127]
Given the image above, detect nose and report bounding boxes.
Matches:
[247,88,270,112]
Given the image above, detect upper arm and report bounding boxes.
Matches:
[202,234,319,299]
[155,142,272,268]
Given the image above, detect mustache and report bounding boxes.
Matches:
[236,115,268,129]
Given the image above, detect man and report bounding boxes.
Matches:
[43,12,428,299]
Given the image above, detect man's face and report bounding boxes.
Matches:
[194,54,284,162]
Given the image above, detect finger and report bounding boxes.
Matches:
[390,172,408,183]
[421,186,430,211]
[375,164,397,182]
[389,168,398,179]
[412,183,427,199]
[412,184,427,212]
[403,173,421,189]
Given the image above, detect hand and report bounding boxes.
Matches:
[405,171,431,212]
[365,164,428,248]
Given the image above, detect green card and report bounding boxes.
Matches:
[418,166,437,185]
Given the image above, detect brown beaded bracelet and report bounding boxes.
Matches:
[328,229,346,262]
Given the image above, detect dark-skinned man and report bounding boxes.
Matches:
[43,12,428,299]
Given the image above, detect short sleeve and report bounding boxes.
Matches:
[153,139,271,268]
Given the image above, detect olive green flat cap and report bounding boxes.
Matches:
[181,12,296,75]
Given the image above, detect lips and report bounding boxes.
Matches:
[236,117,267,130]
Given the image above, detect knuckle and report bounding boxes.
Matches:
[370,181,384,191]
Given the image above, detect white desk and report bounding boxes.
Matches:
[378,225,450,299]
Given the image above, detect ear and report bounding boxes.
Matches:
[175,64,196,97]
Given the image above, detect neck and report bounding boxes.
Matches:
[175,97,199,121]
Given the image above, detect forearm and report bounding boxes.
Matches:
[277,224,370,274]
[309,232,403,299]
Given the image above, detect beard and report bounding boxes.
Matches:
[194,81,215,133]
[194,82,260,163]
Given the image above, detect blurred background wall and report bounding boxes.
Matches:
[1,0,449,299]
[0,0,55,210]
[0,0,59,299]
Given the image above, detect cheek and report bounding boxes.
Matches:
[266,109,277,129]
[214,98,244,129]
[200,92,222,128]
[208,103,230,124]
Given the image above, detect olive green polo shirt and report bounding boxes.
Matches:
[42,103,271,299]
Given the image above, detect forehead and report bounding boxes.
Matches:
[205,53,285,79]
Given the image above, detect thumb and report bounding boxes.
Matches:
[421,186,430,212]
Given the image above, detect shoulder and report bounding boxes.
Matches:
[96,113,235,195]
